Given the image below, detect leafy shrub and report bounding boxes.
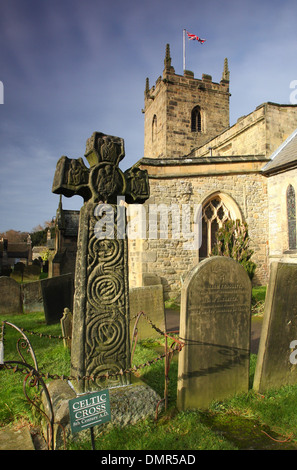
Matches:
[211,219,256,280]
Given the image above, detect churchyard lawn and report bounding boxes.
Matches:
[1,288,297,451]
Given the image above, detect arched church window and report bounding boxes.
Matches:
[191,106,202,132]
[287,184,297,250]
[152,115,157,142]
[199,196,231,258]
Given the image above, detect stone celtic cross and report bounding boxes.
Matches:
[52,132,149,392]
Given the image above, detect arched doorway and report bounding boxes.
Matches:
[199,192,242,259]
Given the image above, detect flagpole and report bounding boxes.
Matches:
[183,29,186,72]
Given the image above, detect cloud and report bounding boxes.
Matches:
[0,0,297,231]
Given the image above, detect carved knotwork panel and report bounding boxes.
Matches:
[53,132,150,392]
[84,205,130,389]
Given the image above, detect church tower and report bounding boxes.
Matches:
[143,44,230,159]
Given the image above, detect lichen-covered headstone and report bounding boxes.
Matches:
[253,262,297,393]
[52,132,149,392]
[0,276,22,315]
[177,256,251,410]
[129,285,165,340]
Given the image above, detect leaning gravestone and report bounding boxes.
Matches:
[253,262,297,393]
[177,256,251,410]
[129,285,165,340]
[0,276,23,315]
[52,132,149,392]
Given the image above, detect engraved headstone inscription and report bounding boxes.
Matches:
[177,256,251,410]
[52,132,149,392]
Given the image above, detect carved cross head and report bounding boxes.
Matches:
[52,132,149,205]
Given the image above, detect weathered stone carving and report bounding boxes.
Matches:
[53,132,149,204]
[52,132,149,392]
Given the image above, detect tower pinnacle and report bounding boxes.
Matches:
[222,58,230,82]
[163,44,175,73]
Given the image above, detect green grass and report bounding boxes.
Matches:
[1,304,297,450]
[0,312,70,425]
[252,285,267,303]
[164,297,180,310]
[10,271,48,284]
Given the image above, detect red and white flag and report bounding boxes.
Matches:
[186,31,206,44]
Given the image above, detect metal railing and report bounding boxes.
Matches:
[0,312,185,450]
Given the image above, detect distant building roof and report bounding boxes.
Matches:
[0,242,31,259]
[262,128,297,174]
[55,195,79,237]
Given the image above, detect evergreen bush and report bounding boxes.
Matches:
[211,219,256,280]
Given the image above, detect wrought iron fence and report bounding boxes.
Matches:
[0,312,184,450]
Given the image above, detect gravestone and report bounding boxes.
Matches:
[52,132,149,392]
[253,262,297,393]
[0,276,23,315]
[21,279,43,313]
[129,285,165,340]
[14,262,25,279]
[177,256,251,410]
[60,308,73,349]
[41,274,74,325]
[141,273,162,286]
[24,264,41,279]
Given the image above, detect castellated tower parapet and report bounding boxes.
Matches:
[143,44,231,159]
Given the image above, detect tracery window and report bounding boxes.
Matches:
[191,106,202,132]
[287,184,297,250]
[199,196,231,258]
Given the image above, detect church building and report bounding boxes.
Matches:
[128,45,297,299]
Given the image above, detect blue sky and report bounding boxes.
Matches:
[0,0,297,232]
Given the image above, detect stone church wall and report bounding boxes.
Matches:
[266,105,297,155]
[193,105,266,158]
[131,47,297,299]
[128,172,269,299]
[193,103,297,159]
[267,167,297,260]
[144,69,230,159]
